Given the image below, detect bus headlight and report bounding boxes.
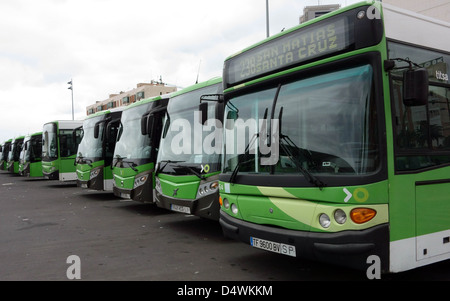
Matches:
[231,203,238,215]
[196,181,219,198]
[223,198,230,209]
[319,213,331,228]
[134,174,148,188]
[155,177,161,192]
[334,209,347,224]
[90,168,100,180]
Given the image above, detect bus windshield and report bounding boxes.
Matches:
[8,139,23,162]
[223,64,379,178]
[25,135,42,163]
[157,83,221,174]
[77,116,105,161]
[42,123,58,161]
[114,103,156,164]
[20,137,31,163]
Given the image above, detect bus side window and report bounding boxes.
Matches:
[393,82,450,171]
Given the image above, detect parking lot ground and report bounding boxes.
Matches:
[0,172,449,284]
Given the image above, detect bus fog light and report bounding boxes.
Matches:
[319,213,331,228]
[231,203,238,215]
[223,198,230,209]
[334,209,347,224]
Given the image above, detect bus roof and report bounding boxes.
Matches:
[225,1,373,62]
[27,132,42,137]
[225,0,449,63]
[124,92,172,111]
[382,2,450,52]
[85,106,125,119]
[171,77,222,98]
[45,120,84,129]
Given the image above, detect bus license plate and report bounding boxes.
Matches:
[120,192,130,199]
[250,237,296,257]
[171,204,191,214]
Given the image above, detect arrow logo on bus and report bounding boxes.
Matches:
[343,188,352,203]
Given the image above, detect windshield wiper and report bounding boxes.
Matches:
[76,155,93,167]
[156,160,185,174]
[123,161,138,172]
[113,155,138,171]
[174,165,206,180]
[229,108,269,184]
[278,107,325,190]
[229,156,255,184]
[279,140,325,190]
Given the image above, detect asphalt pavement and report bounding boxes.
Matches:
[0,171,449,284]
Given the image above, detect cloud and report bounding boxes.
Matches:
[0,0,359,143]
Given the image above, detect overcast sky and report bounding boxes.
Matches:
[0,0,362,143]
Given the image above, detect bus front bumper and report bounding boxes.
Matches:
[155,190,220,221]
[113,181,154,203]
[77,168,104,190]
[43,170,59,180]
[219,210,389,272]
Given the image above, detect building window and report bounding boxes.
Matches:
[136,91,145,101]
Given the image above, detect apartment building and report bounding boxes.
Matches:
[86,80,177,115]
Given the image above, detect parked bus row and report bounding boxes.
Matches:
[1,1,449,274]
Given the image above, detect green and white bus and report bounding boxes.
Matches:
[76,107,123,191]
[19,132,43,177]
[155,77,223,220]
[0,143,3,170]
[219,1,450,273]
[112,94,170,202]
[7,136,25,174]
[0,139,12,170]
[42,120,83,181]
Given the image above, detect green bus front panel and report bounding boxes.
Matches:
[29,162,43,177]
[19,162,43,177]
[77,160,105,190]
[219,180,390,271]
[156,173,221,220]
[42,160,59,180]
[112,163,155,202]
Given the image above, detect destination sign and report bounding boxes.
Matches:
[224,17,352,87]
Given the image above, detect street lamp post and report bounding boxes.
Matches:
[68,79,74,120]
[266,0,270,38]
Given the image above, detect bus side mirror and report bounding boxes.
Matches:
[141,113,149,135]
[94,123,100,138]
[106,119,120,141]
[403,68,428,106]
[199,102,208,125]
[215,102,224,126]
[146,114,156,137]
[73,126,83,144]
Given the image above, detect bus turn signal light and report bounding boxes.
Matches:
[350,208,376,224]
